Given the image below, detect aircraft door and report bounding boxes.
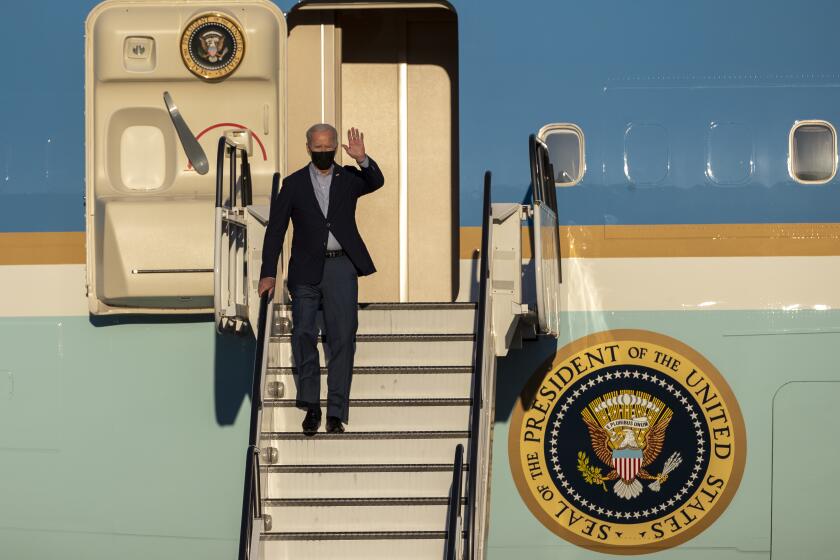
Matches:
[85,1,285,314]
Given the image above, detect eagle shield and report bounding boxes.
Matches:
[579,390,675,500]
[612,448,643,481]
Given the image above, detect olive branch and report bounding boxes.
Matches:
[577,451,608,491]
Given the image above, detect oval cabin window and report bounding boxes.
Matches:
[539,124,585,186]
[790,121,837,184]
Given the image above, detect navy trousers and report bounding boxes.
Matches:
[289,255,358,423]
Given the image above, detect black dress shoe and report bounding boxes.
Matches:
[325,416,345,434]
[302,408,322,436]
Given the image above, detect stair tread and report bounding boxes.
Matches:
[264,497,466,506]
[262,530,449,541]
[270,333,475,342]
[267,365,473,374]
[261,430,470,440]
[275,302,476,311]
[262,463,468,473]
[265,397,471,407]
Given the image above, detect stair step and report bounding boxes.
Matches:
[263,463,469,473]
[263,399,470,432]
[267,497,465,506]
[274,302,476,312]
[262,497,454,532]
[266,398,471,406]
[267,335,474,368]
[265,366,473,400]
[262,464,469,499]
[263,530,448,540]
[261,532,454,559]
[273,303,476,336]
[270,333,474,342]
[260,431,469,465]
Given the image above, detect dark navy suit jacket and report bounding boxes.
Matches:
[259,157,385,286]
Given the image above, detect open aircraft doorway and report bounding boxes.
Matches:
[85,0,458,315]
[287,2,459,303]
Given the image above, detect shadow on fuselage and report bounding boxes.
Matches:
[88,313,255,426]
[494,335,557,423]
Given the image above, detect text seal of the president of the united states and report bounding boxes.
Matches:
[509,330,746,554]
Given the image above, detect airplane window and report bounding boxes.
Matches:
[707,122,753,185]
[624,123,669,186]
[539,124,585,186]
[790,121,837,184]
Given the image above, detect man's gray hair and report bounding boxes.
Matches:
[306,123,339,147]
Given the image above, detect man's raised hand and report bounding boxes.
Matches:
[341,127,366,164]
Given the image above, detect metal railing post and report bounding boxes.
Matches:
[466,171,492,559]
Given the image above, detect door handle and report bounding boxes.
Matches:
[163,91,209,175]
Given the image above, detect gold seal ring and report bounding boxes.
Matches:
[508,329,746,554]
[180,13,245,81]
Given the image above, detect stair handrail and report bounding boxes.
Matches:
[215,136,226,208]
[445,443,465,560]
[214,136,259,333]
[528,135,563,336]
[241,150,253,206]
[466,171,492,559]
[238,290,273,560]
[533,135,561,281]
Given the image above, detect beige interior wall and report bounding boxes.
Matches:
[406,17,458,301]
[287,17,322,173]
[287,12,340,172]
[288,7,457,303]
[339,12,401,302]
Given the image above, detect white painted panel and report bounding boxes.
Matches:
[457,257,840,312]
[0,265,88,318]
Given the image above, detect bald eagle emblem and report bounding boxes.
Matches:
[198,30,228,64]
[577,390,682,499]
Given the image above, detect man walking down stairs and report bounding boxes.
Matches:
[258,124,384,436]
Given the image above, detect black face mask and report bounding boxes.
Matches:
[310,150,336,171]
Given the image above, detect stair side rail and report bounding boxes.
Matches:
[237,289,274,560]
[488,201,527,357]
[235,171,283,560]
[445,443,465,560]
[528,134,562,337]
[466,171,500,560]
[243,173,282,329]
[214,135,256,334]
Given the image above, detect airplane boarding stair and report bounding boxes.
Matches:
[258,300,475,558]
[217,137,562,559]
